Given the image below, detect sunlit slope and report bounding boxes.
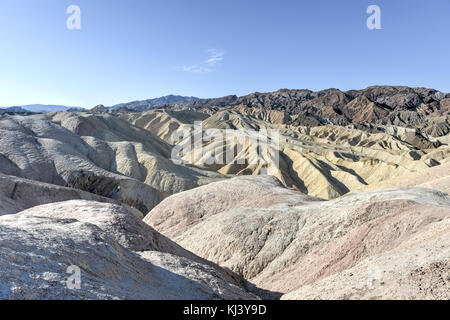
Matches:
[0,112,225,212]
[127,106,449,199]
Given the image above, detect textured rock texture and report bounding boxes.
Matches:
[0,112,224,213]
[178,86,450,137]
[145,175,450,300]
[0,173,123,216]
[358,160,450,195]
[1,86,450,300]
[2,97,449,205]
[0,200,258,300]
[131,105,449,200]
[144,176,320,239]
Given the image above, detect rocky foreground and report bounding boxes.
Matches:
[0,172,448,299]
[145,176,450,299]
[0,197,261,299]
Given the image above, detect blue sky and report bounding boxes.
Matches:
[0,0,449,108]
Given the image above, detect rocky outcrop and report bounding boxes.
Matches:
[0,200,259,300]
[111,95,200,111]
[144,176,320,239]
[65,171,162,214]
[144,175,450,299]
[178,95,239,109]
[18,200,186,253]
[0,173,123,216]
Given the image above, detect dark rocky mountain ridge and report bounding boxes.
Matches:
[93,86,448,136]
[175,86,450,137]
[110,95,200,111]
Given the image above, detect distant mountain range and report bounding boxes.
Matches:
[0,107,31,114]
[175,86,449,136]
[2,87,449,137]
[110,95,200,111]
[113,86,449,137]
[0,97,201,114]
[0,104,84,113]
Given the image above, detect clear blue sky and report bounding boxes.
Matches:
[1,0,449,108]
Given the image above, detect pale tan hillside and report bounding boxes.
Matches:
[121,108,209,142]
[356,161,450,195]
[2,107,447,206]
[128,106,450,199]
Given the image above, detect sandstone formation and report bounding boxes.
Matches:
[357,160,450,195]
[130,105,449,200]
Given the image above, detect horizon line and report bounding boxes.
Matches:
[1,84,448,109]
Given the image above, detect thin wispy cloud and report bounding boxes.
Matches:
[183,49,225,73]
[205,49,225,65]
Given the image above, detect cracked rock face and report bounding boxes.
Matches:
[145,175,450,299]
[0,200,258,300]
